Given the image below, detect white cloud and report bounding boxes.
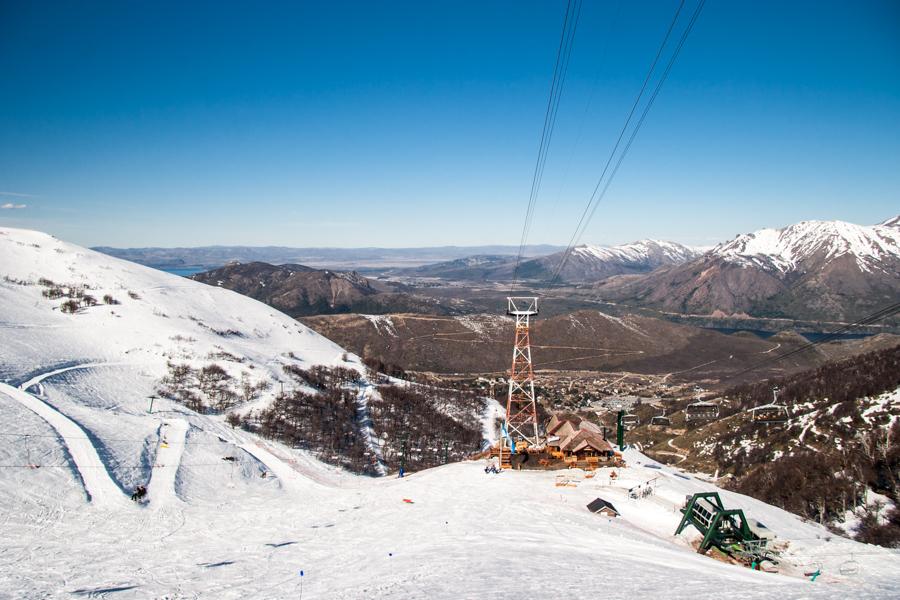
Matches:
[0,191,35,198]
[1,203,27,209]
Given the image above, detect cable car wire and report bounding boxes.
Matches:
[549,0,705,287]
[510,0,583,293]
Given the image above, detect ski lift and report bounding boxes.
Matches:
[840,554,860,576]
[751,388,790,424]
[650,409,671,429]
[750,404,790,423]
[686,401,719,422]
[622,413,639,428]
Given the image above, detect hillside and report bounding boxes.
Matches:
[596,216,900,324]
[301,309,894,379]
[628,345,900,545]
[192,261,456,317]
[0,227,490,476]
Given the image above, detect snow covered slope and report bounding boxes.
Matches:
[0,226,357,384]
[0,226,382,492]
[2,440,898,598]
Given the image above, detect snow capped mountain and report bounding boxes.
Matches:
[573,239,702,266]
[526,239,703,283]
[597,215,900,323]
[712,217,900,274]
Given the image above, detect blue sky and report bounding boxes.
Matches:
[1,0,898,248]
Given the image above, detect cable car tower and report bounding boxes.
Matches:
[500,297,542,468]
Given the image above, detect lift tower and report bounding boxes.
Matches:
[500,297,542,468]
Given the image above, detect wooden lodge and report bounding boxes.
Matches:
[545,415,618,470]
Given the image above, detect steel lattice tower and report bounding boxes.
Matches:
[500,297,541,467]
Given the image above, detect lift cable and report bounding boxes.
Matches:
[509,0,583,293]
[549,0,705,287]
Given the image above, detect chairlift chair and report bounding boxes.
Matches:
[751,387,790,424]
[685,401,719,422]
[840,555,860,576]
[650,408,671,428]
[622,413,640,428]
[750,403,790,424]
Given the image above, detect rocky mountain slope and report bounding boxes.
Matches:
[192,261,456,317]
[596,216,900,324]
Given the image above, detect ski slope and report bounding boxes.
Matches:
[2,445,899,598]
[2,226,899,597]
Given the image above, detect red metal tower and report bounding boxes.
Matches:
[500,297,542,468]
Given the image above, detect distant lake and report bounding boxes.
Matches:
[706,327,873,343]
[158,266,207,277]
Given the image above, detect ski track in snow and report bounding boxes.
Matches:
[356,384,387,475]
[146,419,188,507]
[0,380,131,509]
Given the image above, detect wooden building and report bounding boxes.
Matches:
[546,415,617,469]
[587,498,620,518]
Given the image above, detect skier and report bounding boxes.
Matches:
[131,485,147,502]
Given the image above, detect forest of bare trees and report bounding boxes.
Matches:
[715,345,900,546]
[369,383,484,472]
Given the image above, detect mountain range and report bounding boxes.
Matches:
[596,216,900,324]
[98,214,900,327]
[386,239,702,283]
